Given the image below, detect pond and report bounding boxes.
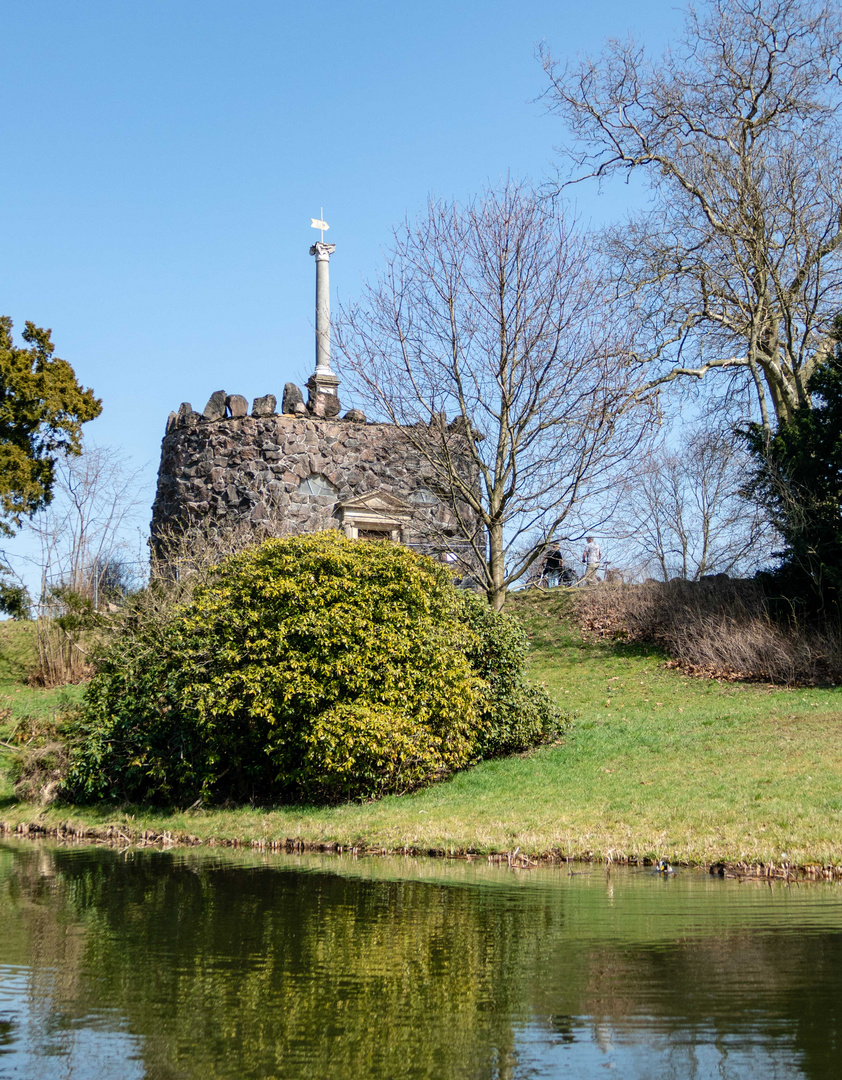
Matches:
[1,841,841,1079]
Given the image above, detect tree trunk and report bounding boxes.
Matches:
[487,523,507,611]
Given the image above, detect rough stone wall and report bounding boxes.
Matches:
[151,410,477,553]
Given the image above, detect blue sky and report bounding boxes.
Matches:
[2,0,686,569]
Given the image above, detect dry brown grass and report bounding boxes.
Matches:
[1,712,71,804]
[29,621,95,688]
[573,577,842,685]
[26,515,291,689]
[12,741,69,804]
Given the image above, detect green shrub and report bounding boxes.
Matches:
[66,533,479,804]
[301,702,446,801]
[64,532,566,807]
[459,591,566,756]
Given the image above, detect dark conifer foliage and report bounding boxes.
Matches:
[743,317,842,619]
[0,317,101,535]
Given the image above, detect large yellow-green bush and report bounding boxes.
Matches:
[65,532,563,805]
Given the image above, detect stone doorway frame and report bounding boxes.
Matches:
[336,491,413,543]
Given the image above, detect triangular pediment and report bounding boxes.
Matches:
[338,490,413,515]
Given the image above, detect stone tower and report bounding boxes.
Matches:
[151,231,478,562]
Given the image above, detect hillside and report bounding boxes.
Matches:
[2,596,842,873]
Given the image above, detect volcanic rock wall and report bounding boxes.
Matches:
[151,406,475,554]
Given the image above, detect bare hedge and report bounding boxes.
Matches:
[574,577,841,685]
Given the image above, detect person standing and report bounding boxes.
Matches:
[543,545,563,586]
[581,536,602,584]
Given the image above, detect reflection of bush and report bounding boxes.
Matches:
[66,532,564,805]
[4,846,842,1079]
[6,846,557,1080]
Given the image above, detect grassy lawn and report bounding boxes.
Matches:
[0,621,87,804]
[2,593,842,869]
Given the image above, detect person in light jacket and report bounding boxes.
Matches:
[581,537,602,584]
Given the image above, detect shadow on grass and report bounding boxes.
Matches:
[584,638,669,662]
[0,659,31,684]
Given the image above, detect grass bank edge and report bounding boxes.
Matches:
[2,807,841,879]
[3,593,842,873]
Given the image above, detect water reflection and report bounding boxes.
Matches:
[1,842,841,1079]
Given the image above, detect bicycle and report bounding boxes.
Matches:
[525,560,581,589]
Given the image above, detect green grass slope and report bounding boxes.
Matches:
[2,595,842,869]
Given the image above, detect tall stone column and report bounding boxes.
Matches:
[310,240,335,373]
[307,240,340,417]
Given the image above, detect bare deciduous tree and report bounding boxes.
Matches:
[337,182,651,610]
[30,445,145,605]
[616,426,774,581]
[24,446,146,685]
[541,0,842,430]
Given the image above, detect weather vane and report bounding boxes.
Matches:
[310,208,329,243]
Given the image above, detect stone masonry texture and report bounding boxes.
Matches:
[151,410,476,552]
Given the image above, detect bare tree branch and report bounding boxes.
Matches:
[541,0,842,429]
[614,424,775,580]
[336,182,653,609]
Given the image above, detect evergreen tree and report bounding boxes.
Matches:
[0,317,101,535]
[743,318,842,618]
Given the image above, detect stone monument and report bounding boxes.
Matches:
[150,216,480,567]
[307,215,340,418]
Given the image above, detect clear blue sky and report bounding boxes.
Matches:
[2,0,685,545]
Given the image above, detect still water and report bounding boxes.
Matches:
[1,841,841,1079]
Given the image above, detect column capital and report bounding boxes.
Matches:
[309,241,336,262]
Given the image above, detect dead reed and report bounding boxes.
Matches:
[1,712,71,805]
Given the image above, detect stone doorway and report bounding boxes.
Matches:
[337,491,412,544]
[357,528,392,541]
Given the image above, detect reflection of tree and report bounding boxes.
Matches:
[1,847,88,1000]
[3,846,842,1080]
[529,901,842,1078]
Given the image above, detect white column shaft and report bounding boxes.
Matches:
[315,255,331,373]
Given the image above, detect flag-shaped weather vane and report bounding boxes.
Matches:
[308,209,336,384]
[310,208,329,243]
